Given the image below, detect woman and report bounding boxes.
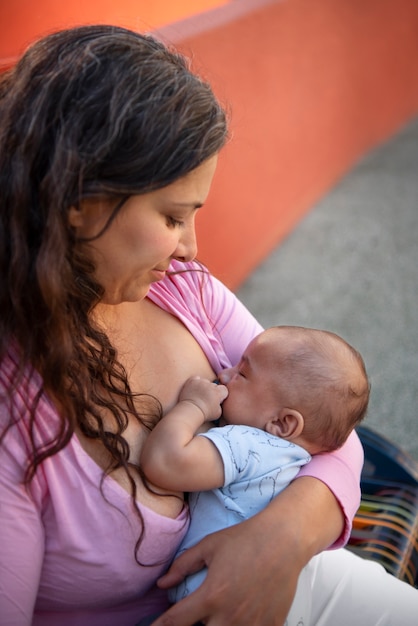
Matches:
[0,24,416,626]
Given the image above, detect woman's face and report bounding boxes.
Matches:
[69,155,218,304]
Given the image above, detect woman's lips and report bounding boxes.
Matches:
[151,267,167,281]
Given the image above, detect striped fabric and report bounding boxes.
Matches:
[348,426,418,587]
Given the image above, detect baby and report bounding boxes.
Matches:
[141,325,370,604]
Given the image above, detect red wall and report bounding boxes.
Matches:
[2,0,418,289]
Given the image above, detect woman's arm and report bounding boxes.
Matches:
[297,429,364,546]
[153,475,344,626]
[0,422,44,625]
[150,416,363,626]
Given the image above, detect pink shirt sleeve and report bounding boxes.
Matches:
[0,414,45,625]
[298,430,364,547]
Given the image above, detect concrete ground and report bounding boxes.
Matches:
[236,117,418,462]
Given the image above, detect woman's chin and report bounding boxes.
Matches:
[100,285,151,306]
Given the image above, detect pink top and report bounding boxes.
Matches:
[0,261,364,625]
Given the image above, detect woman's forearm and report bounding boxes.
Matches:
[297,430,363,546]
[258,475,344,560]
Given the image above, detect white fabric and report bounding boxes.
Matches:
[286,549,418,625]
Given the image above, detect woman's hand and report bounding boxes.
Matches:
[154,518,300,625]
[152,477,344,626]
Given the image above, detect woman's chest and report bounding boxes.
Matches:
[113,299,216,412]
[80,299,216,515]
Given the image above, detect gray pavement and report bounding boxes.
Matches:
[236,117,418,462]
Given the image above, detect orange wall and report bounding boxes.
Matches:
[0,0,228,67]
[171,0,418,288]
[2,0,418,289]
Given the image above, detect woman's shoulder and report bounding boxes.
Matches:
[154,260,220,301]
[148,260,228,327]
[149,260,263,369]
[152,260,262,329]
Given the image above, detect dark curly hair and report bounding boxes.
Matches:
[0,24,228,561]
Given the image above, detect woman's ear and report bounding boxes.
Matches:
[67,205,85,229]
[266,408,304,441]
[67,198,106,237]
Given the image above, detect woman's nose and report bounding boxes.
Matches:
[173,223,198,263]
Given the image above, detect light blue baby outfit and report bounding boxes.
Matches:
[169,424,311,602]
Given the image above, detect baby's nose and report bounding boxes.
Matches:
[218,367,234,385]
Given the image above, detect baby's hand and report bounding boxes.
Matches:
[179,376,228,422]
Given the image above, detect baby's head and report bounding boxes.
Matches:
[219,326,370,454]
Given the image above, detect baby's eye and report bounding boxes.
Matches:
[166,216,184,228]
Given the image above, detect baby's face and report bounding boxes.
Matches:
[218,330,284,428]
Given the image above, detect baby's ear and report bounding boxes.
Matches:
[266,408,304,441]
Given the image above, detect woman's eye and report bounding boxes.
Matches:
[166,216,184,228]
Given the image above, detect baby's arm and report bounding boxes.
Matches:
[141,377,228,492]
